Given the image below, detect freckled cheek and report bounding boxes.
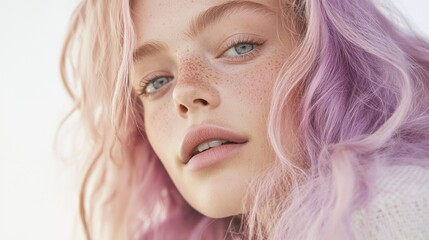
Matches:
[143,99,176,152]
[225,60,284,109]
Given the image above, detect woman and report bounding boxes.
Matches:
[60,0,429,239]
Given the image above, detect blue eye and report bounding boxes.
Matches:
[223,42,257,57]
[144,76,172,94]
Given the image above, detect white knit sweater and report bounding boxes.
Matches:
[353,165,429,240]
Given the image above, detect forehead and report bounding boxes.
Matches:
[131,0,279,43]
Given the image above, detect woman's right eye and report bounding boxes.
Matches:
[140,76,173,95]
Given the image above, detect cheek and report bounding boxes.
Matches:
[228,59,284,110]
[143,98,175,149]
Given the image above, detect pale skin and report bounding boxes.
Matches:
[131,0,298,218]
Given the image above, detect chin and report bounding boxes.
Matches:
[185,184,244,218]
[188,191,245,219]
[195,205,243,219]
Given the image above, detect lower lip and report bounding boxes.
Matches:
[185,143,245,171]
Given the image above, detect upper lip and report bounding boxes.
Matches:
[180,124,248,163]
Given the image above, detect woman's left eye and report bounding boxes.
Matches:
[222,42,260,57]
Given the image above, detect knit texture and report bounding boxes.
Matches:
[353,165,429,240]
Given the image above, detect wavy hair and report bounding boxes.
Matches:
[60,0,429,239]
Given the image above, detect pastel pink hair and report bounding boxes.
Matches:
[60,0,429,239]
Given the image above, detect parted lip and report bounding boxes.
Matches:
[180,124,248,163]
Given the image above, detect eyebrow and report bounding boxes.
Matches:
[133,41,168,62]
[133,1,275,62]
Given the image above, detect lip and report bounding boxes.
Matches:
[180,124,248,169]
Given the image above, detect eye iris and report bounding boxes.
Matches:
[153,77,169,89]
[234,43,254,55]
[145,76,171,94]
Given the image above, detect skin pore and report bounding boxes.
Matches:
[130,0,298,218]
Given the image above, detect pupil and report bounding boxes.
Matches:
[154,77,167,89]
[235,43,253,54]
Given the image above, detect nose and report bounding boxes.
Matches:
[172,62,220,118]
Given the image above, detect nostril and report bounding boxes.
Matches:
[179,104,188,113]
[194,98,208,106]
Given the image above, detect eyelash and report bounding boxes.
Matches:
[137,37,265,96]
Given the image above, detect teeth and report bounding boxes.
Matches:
[195,140,228,154]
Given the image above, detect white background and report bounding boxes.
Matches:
[0,0,428,239]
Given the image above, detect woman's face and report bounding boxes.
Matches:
[131,0,298,218]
